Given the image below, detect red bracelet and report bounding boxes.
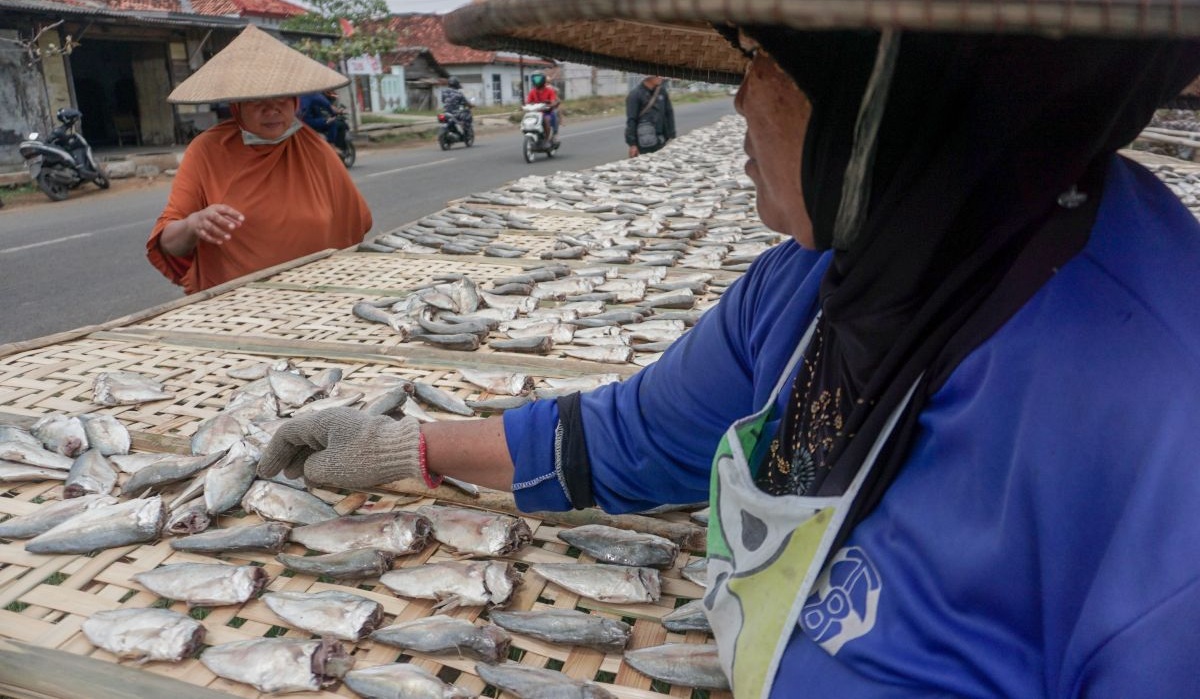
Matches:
[418,432,442,489]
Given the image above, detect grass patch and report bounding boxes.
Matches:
[368,130,438,146]
[227,616,247,628]
[506,645,526,662]
[650,679,672,694]
[40,571,66,588]
[189,607,210,620]
[119,590,137,603]
[151,597,174,609]
[595,670,617,683]
[31,495,45,504]
[265,625,288,637]
[545,658,564,671]
[5,601,29,612]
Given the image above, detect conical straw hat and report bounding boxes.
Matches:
[445,0,1200,85]
[168,24,349,104]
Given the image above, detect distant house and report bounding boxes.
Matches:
[0,0,333,166]
[378,48,448,112]
[385,13,554,107]
[190,0,306,27]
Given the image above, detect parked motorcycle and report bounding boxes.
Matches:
[328,112,356,168]
[18,108,109,202]
[437,110,475,150]
[521,102,559,163]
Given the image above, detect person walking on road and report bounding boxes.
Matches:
[147,25,371,295]
[626,75,676,158]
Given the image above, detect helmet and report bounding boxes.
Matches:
[447,77,461,89]
[530,73,546,88]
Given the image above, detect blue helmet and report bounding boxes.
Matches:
[531,73,546,88]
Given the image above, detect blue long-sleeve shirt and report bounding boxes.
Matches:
[503,154,1200,697]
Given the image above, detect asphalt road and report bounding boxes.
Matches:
[0,98,736,346]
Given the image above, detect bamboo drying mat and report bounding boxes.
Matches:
[0,476,723,699]
[0,337,633,443]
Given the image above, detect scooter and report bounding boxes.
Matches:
[327,112,356,168]
[18,108,109,202]
[437,109,475,150]
[521,102,559,163]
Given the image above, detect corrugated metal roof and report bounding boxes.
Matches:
[0,0,250,28]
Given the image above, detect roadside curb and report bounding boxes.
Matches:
[1,150,184,188]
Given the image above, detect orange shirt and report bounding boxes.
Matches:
[147,120,372,294]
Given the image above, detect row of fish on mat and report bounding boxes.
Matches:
[0,365,724,696]
[352,267,719,366]
[73,507,722,695]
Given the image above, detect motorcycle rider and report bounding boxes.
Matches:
[439,76,474,141]
[525,72,560,145]
[300,89,348,151]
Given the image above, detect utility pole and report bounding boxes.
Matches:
[519,54,525,104]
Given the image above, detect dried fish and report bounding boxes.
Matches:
[488,609,630,653]
[380,560,519,609]
[292,390,365,416]
[290,511,433,555]
[26,496,164,554]
[30,414,88,457]
[681,558,708,587]
[276,548,394,580]
[343,663,474,699]
[414,382,474,416]
[0,426,41,448]
[465,395,534,412]
[0,462,67,482]
[164,497,211,536]
[134,562,268,607]
[488,336,554,354]
[262,590,383,641]
[80,415,131,456]
[370,615,511,663]
[241,480,338,525]
[4,442,91,471]
[660,599,712,634]
[361,384,412,416]
[419,505,532,557]
[475,661,616,699]
[354,301,408,335]
[170,521,292,553]
[269,369,326,408]
[457,368,533,396]
[62,450,115,498]
[190,413,243,456]
[122,452,222,497]
[557,524,679,569]
[531,563,661,604]
[623,643,729,690]
[0,494,116,539]
[203,441,259,515]
[560,346,634,364]
[82,608,205,663]
[200,638,352,694]
[92,371,175,406]
[412,332,483,351]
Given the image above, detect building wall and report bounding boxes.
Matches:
[445,64,529,106]
[561,62,629,100]
[0,29,54,167]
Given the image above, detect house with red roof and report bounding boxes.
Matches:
[385,13,555,107]
[0,0,330,166]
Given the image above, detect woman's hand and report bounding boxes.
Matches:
[628,145,639,158]
[186,204,244,246]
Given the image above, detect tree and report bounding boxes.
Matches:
[1,21,80,67]
[281,0,395,64]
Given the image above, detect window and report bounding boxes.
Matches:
[491,74,502,104]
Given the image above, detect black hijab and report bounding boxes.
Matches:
[739,28,1200,547]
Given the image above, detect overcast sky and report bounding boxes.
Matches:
[384,0,468,13]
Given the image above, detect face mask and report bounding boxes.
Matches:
[240,118,302,146]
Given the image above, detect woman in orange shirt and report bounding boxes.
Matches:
[147,25,371,295]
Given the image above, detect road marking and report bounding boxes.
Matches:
[363,157,456,178]
[1,232,93,254]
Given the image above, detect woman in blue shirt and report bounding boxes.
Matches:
[260,2,1200,696]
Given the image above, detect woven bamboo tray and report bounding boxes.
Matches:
[0,474,723,699]
[0,336,639,445]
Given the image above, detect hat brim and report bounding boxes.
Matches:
[446,0,1200,85]
[169,25,350,104]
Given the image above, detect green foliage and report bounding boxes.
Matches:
[282,0,396,65]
